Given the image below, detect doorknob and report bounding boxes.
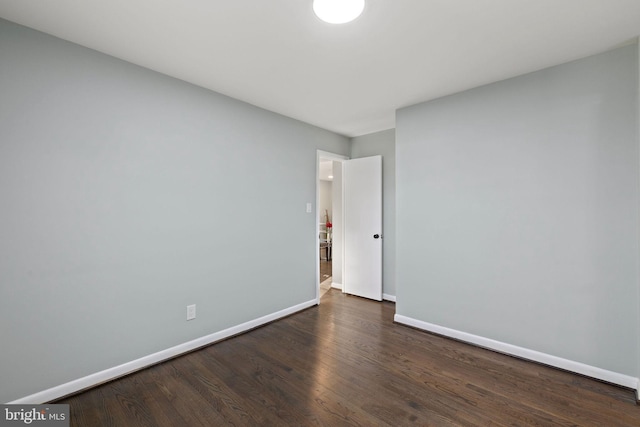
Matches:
[373,234,380,239]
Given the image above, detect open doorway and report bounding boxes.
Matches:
[316,150,348,302]
[318,160,333,295]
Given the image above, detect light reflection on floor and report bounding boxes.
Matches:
[320,277,332,297]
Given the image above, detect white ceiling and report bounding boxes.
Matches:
[1,1,640,137]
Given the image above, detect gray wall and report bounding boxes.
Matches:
[637,41,640,384]
[396,45,639,376]
[351,129,396,297]
[0,18,349,403]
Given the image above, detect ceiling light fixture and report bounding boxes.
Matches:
[313,0,365,24]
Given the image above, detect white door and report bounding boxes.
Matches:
[343,155,382,301]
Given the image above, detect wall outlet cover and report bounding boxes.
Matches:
[187,304,196,321]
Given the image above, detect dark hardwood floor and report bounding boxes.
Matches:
[58,290,640,426]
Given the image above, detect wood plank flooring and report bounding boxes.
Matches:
[320,258,331,283]
[58,290,640,426]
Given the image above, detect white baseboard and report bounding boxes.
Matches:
[331,282,343,290]
[9,299,318,404]
[394,314,639,393]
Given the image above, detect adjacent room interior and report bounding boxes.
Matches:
[318,158,333,294]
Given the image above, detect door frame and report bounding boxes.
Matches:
[316,150,349,304]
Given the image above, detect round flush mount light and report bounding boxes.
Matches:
[313,0,365,24]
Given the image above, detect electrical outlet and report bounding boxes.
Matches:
[187,304,196,321]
